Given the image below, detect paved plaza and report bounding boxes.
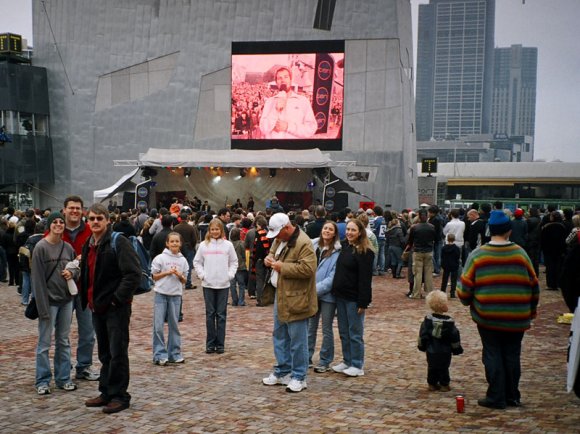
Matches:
[0,268,578,433]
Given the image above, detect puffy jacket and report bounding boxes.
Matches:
[418,313,463,355]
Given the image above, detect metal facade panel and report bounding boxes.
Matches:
[31,0,416,210]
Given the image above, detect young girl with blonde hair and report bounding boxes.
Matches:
[193,219,237,353]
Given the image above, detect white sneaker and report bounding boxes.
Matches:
[286,378,307,393]
[343,366,365,377]
[262,373,291,386]
[331,362,349,373]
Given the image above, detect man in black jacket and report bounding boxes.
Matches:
[407,209,436,299]
[80,204,141,414]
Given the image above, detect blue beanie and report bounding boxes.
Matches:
[488,210,511,235]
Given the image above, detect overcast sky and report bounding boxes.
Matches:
[2,0,578,162]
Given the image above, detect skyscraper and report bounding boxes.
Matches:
[416,0,495,141]
[491,44,537,137]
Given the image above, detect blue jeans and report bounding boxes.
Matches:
[478,327,524,406]
[184,248,195,287]
[203,287,228,350]
[336,297,365,369]
[35,301,74,387]
[153,292,182,361]
[93,303,132,404]
[375,239,386,273]
[73,295,96,373]
[230,270,247,306]
[21,271,31,305]
[307,300,336,367]
[432,240,442,274]
[272,297,309,381]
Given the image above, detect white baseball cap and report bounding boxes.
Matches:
[266,213,290,238]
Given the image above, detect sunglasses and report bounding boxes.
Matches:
[88,216,106,222]
[51,219,65,225]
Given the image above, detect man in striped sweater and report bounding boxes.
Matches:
[458,210,540,410]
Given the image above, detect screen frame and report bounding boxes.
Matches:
[231,40,344,151]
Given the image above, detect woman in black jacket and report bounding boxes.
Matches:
[331,218,374,378]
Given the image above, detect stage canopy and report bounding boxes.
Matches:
[93,167,140,202]
[139,148,334,169]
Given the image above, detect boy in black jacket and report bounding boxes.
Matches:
[418,290,463,391]
[440,233,461,298]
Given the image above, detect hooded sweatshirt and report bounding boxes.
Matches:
[151,248,189,296]
[417,313,463,355]
[193,238,238,289]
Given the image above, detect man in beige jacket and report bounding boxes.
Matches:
[262,213,317,393]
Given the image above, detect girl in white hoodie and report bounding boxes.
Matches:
[193,219,238,354]
[151,232,189,365]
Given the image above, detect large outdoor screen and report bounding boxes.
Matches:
[231,40,344,151]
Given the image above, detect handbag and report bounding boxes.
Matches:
[401,248,411,263]
[24,242,65,320]
[24,297,39,320]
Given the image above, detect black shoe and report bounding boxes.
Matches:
[206,348,216,354]
[216,348,225,354]
[506,399,522,407]
[477,398,506,409]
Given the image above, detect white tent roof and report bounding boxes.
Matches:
[93,167,140,202]
[139,148,334,168]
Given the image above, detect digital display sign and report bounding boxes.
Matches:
[231,40,344,151]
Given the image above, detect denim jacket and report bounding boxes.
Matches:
[312,238,341,303]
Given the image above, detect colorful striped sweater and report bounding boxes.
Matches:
[457,242,540,332]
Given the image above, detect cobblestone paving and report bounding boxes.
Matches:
[0,267,578,433]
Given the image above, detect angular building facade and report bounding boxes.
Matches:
[29,0,417,211]
[416,0,495,141]
[0,41,54,210]
[491,44,537,139]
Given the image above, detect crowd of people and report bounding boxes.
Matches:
[1,197,579,411]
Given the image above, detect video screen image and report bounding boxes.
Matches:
[231,40,344,151]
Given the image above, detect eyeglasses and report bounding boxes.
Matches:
[88,216,105,222]
[51,220,65,225]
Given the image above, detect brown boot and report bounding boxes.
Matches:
[102,401,130,414]
[85,396,108,407]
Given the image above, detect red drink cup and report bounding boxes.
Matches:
[456,395,465,413]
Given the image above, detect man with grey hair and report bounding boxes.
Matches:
[80,204,141,414]
[262,213,317,393]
